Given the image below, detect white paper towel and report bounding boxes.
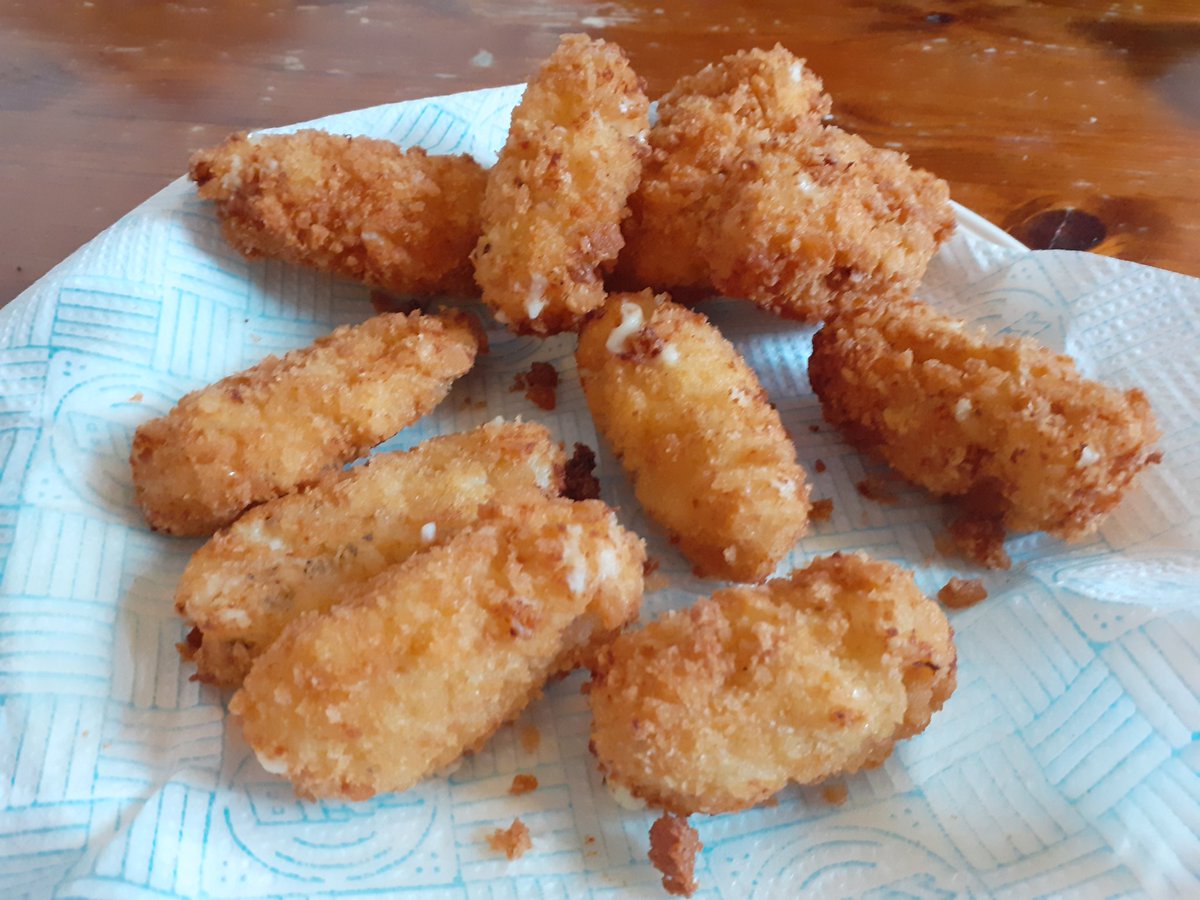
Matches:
[0,85,1197,899]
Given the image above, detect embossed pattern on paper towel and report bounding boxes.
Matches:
[0,85,1197,899]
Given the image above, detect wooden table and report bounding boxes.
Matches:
[2,0,1198,306]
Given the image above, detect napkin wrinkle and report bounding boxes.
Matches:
[0,84,1197,899]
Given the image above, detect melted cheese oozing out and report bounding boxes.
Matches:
[605,302,645,355]
[607,780,648,810]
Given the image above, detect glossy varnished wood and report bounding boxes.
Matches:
[2,0,1198,305]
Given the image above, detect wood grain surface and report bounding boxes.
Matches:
[2,0,1198,306]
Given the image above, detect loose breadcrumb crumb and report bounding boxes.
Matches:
[809,498,834,523]
[564,443,602,501]
[488,819,532,860]
[511,362,559,411]
[938,577,989,609]
[521,725,542,755]
[822,783,849,806]
[509,774,539,795]
[648,813,702,897]
[813,458,826,473]
[936,518,1012,571]
[856,476,897,504]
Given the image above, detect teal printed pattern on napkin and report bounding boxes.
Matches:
[1,85,1197,899]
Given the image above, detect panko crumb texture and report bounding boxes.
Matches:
[488,819,533,861]
[177,420,566,687]
[577,291,810,583]
[231,497,645,801]
[648,814,702,897]
[616,45,953,321]
[618,45,830,294]
[472,34,649,335]
[131,310,480,536]
[588,552,956,815]
[190,130,486,296]
[809,299,1161,540]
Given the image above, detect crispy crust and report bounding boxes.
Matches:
[704,127,954,321]
[488,819,533,860]
[472,34,649,335]
[617,45,829,294]
[176,420,566,687]
[231,498,645,801]
[588,553,956,815]
[615,46,953,320]
[131,311,479,535]
[648,814,702,897]
[808,300,1162,539]
[190,130,485,295]
[577,291,810,582]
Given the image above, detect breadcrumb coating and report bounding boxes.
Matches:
[648,814,702,897]
[615,46,953,320]
[190,130,485,296]
[577,291,810,582]
[131,310,479,536]
[704,127,954,321]
[177,420,565,687]
[231,498,645,800]
[617,45,830,293]
[472,34,649,335]
[808,300,1162,540]
[588,553,956,815]
[488,819,533,860]
[938,577,988,610]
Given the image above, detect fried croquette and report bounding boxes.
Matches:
[617,45,830,294]
[131,310,480,536]
[808,300,1162,541]
[472,34,649,335]
[577,291,810,582]
[231,498,645,800]
[703,126,955,322]
[615,46,954,320]
[190,130,485,296]
[176,420,565,687]
[587,553,956,815]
